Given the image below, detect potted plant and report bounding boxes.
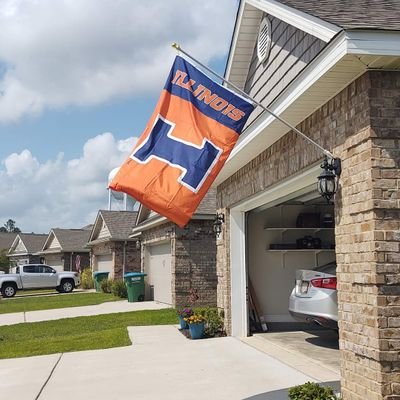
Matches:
[177,307,193,329]
[185,314,206,339]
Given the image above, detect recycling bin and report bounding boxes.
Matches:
[93,271,110,292]
[124,272,147,302]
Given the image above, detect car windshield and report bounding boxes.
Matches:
[315,263,336,275]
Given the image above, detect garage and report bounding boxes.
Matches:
[44,254,64,272]
[95,254,114,276]
[247,188,335,331]
[145,242,172,305]
[229,165,338,336]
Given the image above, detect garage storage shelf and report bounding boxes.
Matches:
[264,227,334,232]
[264,228,335,254]
[266,249,335,253]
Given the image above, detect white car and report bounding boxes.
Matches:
[289,262,338,330]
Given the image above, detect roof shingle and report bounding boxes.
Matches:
[278,0,400,31]
[100,211,138,240]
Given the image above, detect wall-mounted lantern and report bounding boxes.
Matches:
[317,156,342,203]
[213,213,225,238]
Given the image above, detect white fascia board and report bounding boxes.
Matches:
[215,31,349,185]
[346,30,400,56]
[246,0,341,42]
[42,230,55,252]
[87,211,102,243]
[130,216,168,236]
[225,0,247,82]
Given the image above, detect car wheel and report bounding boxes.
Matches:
[60,279,74,293]
[2,283,17,298]
[55,286,62,293]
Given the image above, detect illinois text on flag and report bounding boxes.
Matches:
[109,55,254,227]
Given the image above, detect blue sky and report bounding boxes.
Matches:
[0,0,237,232]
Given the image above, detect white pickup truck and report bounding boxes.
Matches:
[0,264,81,298]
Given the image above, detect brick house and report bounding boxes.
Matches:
[8,233,47,267]
[217,1,400,399]
[131,188,217,307]
[39,228,91,272]
[87,210,140,279]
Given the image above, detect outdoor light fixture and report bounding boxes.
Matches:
[135,240,141,250]
[317,156,342,203]
[213,213,225,238]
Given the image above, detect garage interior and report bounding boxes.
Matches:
[247,188,336,332]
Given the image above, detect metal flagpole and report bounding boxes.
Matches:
[172,43,335,159]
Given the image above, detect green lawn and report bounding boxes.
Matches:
[0,309,178,359]
[0,292,121,314]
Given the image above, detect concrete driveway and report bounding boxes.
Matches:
[0,325,340,400]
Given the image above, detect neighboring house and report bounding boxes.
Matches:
[87,210,139,279]
[216,1,400,399]
[39,229,91,272]
[131,188,217,307]
[8,233,48,267]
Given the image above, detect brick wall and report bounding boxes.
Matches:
[217,71,400,399]
[91,241,140,279]
[140,219,217,308]
[175,220,217,307]
[113,241,140,279]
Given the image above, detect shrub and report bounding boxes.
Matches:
[194,307,225,337]
[80,268,94,289]
[100,278,113,294]
[288,382,337,400]
[111,280,127,298]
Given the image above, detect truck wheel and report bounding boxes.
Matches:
[60,279,74,293]
[2,283,17,298]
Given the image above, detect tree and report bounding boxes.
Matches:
[0,249,10,273]
[1,219,21,233]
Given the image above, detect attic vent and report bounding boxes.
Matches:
[257,16,272,63]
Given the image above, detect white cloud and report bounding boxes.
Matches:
[0,133,137,232]
[0,0,237,122]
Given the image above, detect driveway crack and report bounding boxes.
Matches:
[34,353,63,400]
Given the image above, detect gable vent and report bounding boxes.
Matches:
[257,16,272,63]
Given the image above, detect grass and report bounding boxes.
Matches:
[0,292,121,314]
[0,308,178,359]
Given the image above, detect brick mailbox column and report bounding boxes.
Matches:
[336,71,400,399]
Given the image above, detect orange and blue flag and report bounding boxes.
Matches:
[109,56,254,227]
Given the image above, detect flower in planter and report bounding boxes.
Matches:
[184,314,206,325]
[177,307,193,319]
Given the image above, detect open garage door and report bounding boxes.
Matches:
[145,243,172,305]
[247,194,336,331]
[96,254,113,275]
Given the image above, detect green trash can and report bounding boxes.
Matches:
[124,272,147,302]
[93,271,110,292]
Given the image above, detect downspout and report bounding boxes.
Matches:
[122,241,127,278]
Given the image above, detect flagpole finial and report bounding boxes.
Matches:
[172,42,181,51]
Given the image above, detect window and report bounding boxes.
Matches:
[23,265,38,273]
[43,266,56,274]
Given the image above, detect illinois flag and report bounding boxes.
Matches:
[109,55,254,227]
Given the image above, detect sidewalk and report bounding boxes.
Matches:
[0,325,338,400]
[0,300,171,326]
